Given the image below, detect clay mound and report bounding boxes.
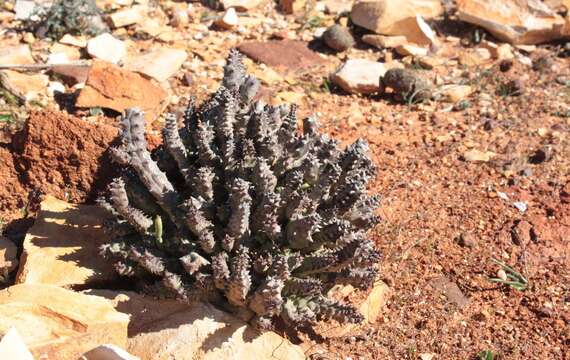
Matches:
[0,147,26,216]
[12,110,119,204]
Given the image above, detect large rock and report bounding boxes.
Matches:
[76,60,168,121]
[88,290,306,360]
[456,0,567,44]
[125,48,187,82]
[0,284,129,360]
[15,196,117,288]
[331,59,402,94]
[350,0,443,45]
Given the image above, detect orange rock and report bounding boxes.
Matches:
[15,196,118,288]
[0,284,129,360]
[76,60,168,121]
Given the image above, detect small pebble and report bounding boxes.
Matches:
[513,201,528,213]
[497,269,508,281]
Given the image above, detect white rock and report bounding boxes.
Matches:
[125,48,187,82]
[87,33,127,64]
[47,52,70,65]
[331,59,388,94]
[47,81,66,96]
[216,8,239,29]
[82,344,140,360]
[0,328,34,360]
[14,0,37,20]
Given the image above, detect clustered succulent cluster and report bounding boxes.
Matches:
[98,50,381,331]
[23,0,107,40]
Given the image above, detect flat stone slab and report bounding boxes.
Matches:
[238,40,326,74]
[15,195,117,288]
[76,60,168,121]
[88,290,306,360]
[0,284,129,360]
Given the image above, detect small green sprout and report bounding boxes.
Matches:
[489,258,528,291]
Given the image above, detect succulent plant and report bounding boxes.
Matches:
[23,0,107,40]
[98,50,381,331]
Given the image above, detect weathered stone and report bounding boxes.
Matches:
[87,290,306,360]
[350,0,443,45]
[87,33,127,64]
[215,8,239,30]
[59,34,88,48]
[82,344,140,360]
[331,59,391,94]
[395,43,428,56]
[125,48,187,82]
[417,55,445,69]
[76,60,168,121]
[456,0,567,44]
[0,284,129,360]
[279,0,306,14]
[324,0,353,14]
[322,24,355,52]
[362,34,408,49]
[0,328,34,360]
[50,43,82,62]
[439,84,473,102]
[170,4,189,28]
[220,0,263,11]
[14,0,37,20]
[0,70,48,101]
[0,236,18,275]
[15,196,117,288]
[463,149,495,162]
[323,281,391,336]
[458,48,492,66]
[0,45,34,65]
[431,276,470,308]
[50,63,91,85]
[109,6,147,28]
[238,40,326,74]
